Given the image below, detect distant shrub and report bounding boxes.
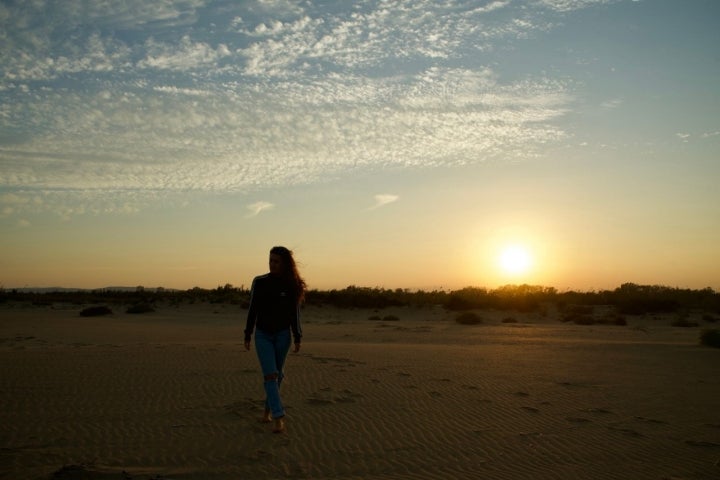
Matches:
[562,311,627,326]
[502,317,518,323]
[597,313,627,326]
[455,312,483,325]
[671,317,699,328]
[570,315,596,325]
[368,315,382,320]
[561,312,594,325]
[564,304,595,316]
[699,329,720,348]
[702,314,718,323]
[126,303,155,314]
[444,285,551,313]
[80,306,112,317]
[382,315,400,321]
[611,284,682,314]
[445,288,490,311]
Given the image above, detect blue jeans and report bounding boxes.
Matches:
[254,328,292,419]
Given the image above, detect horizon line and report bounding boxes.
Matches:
[3,282,718,295]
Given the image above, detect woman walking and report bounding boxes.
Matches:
[244,246,306,433]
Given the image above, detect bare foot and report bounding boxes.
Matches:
[272,417,286,433]
[260,408,272,423]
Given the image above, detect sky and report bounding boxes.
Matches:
[1,0,719,292]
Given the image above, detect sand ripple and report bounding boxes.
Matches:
[1,308,719,479]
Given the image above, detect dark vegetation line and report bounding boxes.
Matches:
[3,283,719,347]
[1,283,719,316]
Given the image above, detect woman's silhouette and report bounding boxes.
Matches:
[244,246,306,433]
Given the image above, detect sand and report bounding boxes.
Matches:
[1,303,719,479]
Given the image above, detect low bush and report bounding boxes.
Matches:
[571,315,596,325]
[382,315,400,321]
[597,313,627,326]
[699,329,720,348]
[564,304,595,315]
[561,313,594,325]
[671,318,699,328]
[126,303,155,314]
[455,312,483,325]
[80,306,112,317]
[502,317,518,323]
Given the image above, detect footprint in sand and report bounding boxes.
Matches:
[334,396,357,403]
[582,408,613,415]
[685,440,720,448]
[225,398,265,416]
[308,354,361,366]
[607,426,643,437]
[566,417,592,424]
[337,389,363,402]
[254,449,274,460]
[307,388,363,405]
[634,416,667,425]
[556,381,593,388]
[306,387,334,403]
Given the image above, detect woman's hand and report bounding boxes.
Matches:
[244,341,251,351]
[293,343,301,353]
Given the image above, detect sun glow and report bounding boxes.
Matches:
[498,245,533,276]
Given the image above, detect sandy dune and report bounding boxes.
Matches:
[1,303,718,479]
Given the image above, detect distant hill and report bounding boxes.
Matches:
[7,286,177,293]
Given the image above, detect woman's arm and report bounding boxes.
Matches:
[291,302,302,351]
[243,277,259,349]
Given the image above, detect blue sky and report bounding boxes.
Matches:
[1,0,719,290]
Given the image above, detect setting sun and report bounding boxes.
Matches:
[498,245,532,276]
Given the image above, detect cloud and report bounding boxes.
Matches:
[234,0,554,77]
[0,67,571,194]
[153,86,212,96]
[369,194,399,210]
[246,201,274,217]
[600,99,622,109]
[532,0,621,13]
[1,0,597,218]
[138,36,232,71]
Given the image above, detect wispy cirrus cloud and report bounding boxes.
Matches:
[532,0,622,12]
[369,194,399,210]
[600,98,623,109]
[246,201,274,218]
[138,36,232,71]
[0,68,570,192]
[1,0,605,218]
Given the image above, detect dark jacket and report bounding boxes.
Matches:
[244,273,302,343]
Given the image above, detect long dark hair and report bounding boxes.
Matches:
[270,246,307,305]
